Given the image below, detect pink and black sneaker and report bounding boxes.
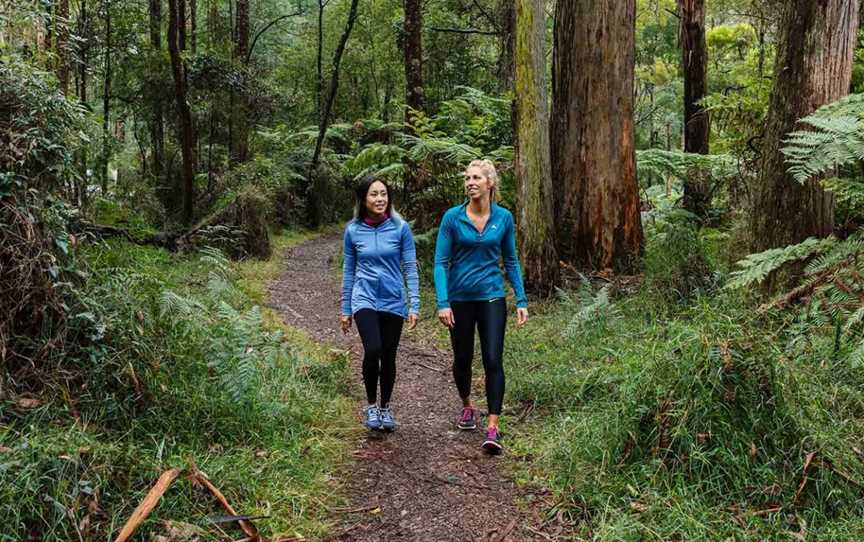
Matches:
[457,406,477,430]
[482,426,503,454]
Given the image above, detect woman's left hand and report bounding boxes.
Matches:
[407,313,418,331]
[516,307,528,327]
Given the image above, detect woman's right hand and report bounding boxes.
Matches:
[437,308,455,329]
[340,315,352,334]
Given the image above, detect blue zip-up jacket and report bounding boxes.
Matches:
[434,203,528,310]
[341,217,420,318]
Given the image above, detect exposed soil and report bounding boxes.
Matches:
[268,235,554,541]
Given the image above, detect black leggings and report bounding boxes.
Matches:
[354,309,404,406]
[449,299,507,416]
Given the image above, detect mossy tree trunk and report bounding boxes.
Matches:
[513,0,558,291]
[551,0,643,271]
[679,0,711,217]
[750,0,858,254]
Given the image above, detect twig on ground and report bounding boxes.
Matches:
[112,468,182,542]
[414,361,443,372]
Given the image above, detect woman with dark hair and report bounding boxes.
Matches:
[341,175,420,432]
[434,159,528,454]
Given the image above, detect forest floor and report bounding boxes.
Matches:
[268,234,554,542]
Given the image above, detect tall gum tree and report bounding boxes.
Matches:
[679,0,710,216]
[513,0,558,290]
[750,0,859,254]
[551,0,644,271]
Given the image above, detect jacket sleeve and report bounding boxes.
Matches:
[502,213,528,309]
[433,213,453,310]
[341,226,356,316]
[401,223,421,315]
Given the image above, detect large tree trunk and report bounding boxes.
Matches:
[679,0,711,216]
[230,0,250,164]
[513,0,557,291]
[168,0,197,225]
[750,0,858,254]
[56,0,70,95]
[551,0,644,271]
[101,0,111,194]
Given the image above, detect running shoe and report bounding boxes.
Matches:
[457,406,478,430]
[482,426,503,454]
[379,406,396,432]
[365,405,381,430]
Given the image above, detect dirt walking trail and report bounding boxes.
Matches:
[269,235,553,541]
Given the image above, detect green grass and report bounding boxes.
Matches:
[0,229,356,541]
[498,287,864,541]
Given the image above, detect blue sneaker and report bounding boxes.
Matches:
[379,406,396,432]
[365,405,381,430]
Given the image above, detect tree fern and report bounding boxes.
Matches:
[782,93,864,183]
[727,237,837,289]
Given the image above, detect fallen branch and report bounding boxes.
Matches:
[189,467,260,540]
[112,468,182,542]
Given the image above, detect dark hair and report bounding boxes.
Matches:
[354,175,394,220]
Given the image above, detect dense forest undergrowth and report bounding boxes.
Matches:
[2,229,357,540]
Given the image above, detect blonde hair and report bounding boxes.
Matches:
[465,159,500,203]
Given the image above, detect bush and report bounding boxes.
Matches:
[645,215,717,302]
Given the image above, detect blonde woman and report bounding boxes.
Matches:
[433,160,528,454]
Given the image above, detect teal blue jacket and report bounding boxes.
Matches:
[433,203,528,310]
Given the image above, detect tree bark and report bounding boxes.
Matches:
[551,0,644,271]
[78,0,88,103]
[231,0,250,164]
[311,0,360,170]
[316,0,325,122]
[514,0,558,291]
[149,0,167,211]
[497,0,515,91]
[403,0,424,119]
[750,0,859,255]
[190,0,197,53]
[308,0,360,227]
[168,0,197,225]
[101,0,111,193]
[402,0,423,205]
[679,0,711,216]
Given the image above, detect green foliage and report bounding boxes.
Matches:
[636,148,738,188]
[645,219,718,303]
[728,237,837,290]
[557,280,620,338]
[782,94,864,184]
[728,231,864,371]
[502,289,864,540]
[0,54,87,193]
[1,236,354,540]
